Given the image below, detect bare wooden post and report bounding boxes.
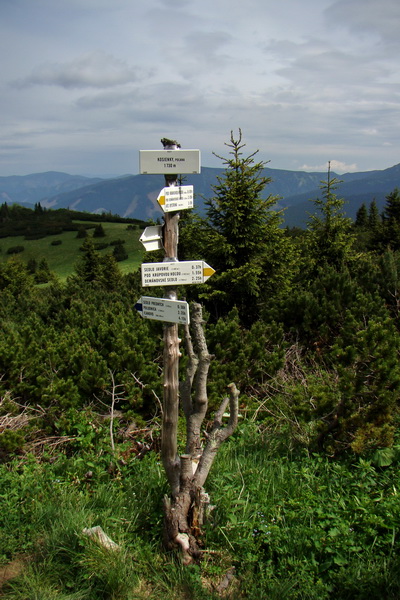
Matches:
[161,138,181,497]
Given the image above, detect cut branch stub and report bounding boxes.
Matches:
[162,322,181,497]
[194,382,240,489]
[184,302,213,457]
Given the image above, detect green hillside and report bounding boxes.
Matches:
[0,221,144,280]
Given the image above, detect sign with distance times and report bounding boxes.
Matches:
[157,185,194,212]
[141,261,215,287]
[135,296,190,324]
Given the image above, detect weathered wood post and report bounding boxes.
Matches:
[160,138,181,496]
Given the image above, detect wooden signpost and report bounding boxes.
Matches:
[137,139,224,563]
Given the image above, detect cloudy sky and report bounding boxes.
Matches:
[1,0,399,176]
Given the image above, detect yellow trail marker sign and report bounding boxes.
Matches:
[157,185,194,212]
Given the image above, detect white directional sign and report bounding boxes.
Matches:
[157,185,194,213]
[135,296,190,324]
[139,225,163,252]
[139,149,201,174]
[141,261,215,287]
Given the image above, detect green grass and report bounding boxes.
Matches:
[0,452,214,600]
[0,425,400,599]
[0,222,144,280]
[205,426,400,599]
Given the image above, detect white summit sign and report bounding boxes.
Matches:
[141,260,215,287]
[139,149,201,174]
[135,296,190,325]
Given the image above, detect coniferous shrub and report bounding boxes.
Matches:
[93,224,106,238]
[76,227,87,239]
[34,258,52,284]
[26,258,37,274]
[93,242,109,250]
[109,239,126,246]
[7,245,25,255]
[112,243,128,262]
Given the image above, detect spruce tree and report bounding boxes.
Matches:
[368,200,380,230]
[93,223,106,238]
[307,162,355,269]
[75,238,102,282]
[355,203,368,228]
[181,129,296,323]
[383,188,400,223]
[382,188,400,250]
[35,258,52,284]
[112,242,128,262]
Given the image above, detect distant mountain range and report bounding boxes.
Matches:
[1,164,399,227]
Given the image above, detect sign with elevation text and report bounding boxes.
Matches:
[139,149,201,174]
[157,185,194,212]
[141,260,215,287]
[135,296,190,324]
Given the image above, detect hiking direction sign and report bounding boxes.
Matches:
[135,296,190,325]
[157,185,194,213]
[139,225,163,252]
[141,260,215,287]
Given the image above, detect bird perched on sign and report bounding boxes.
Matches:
[161,138,181,148]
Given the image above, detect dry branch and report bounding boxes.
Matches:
[82,526,120,551]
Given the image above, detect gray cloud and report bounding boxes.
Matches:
[14,52,140,89]
[265,37,391,90]
[183,31,233,63]
[325,0,400,44]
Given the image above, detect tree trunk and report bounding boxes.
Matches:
[162,302,240,563]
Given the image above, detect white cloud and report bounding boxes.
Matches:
[299,160,358,174]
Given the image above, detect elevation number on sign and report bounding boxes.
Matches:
[139,149,201,174]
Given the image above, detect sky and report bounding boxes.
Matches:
[1,0,399,176]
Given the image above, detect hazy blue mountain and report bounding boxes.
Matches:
[1,164,399,227]
[0,171,104,206]
[13,167,332,222]
[282,163,400,227]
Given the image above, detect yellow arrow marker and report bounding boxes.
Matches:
[203,267,215,277]
[158,195,165,206]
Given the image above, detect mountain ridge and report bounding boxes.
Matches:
[1,164,399,227]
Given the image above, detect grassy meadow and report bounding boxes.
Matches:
[0,422,399,599]
[0,221,145,280]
